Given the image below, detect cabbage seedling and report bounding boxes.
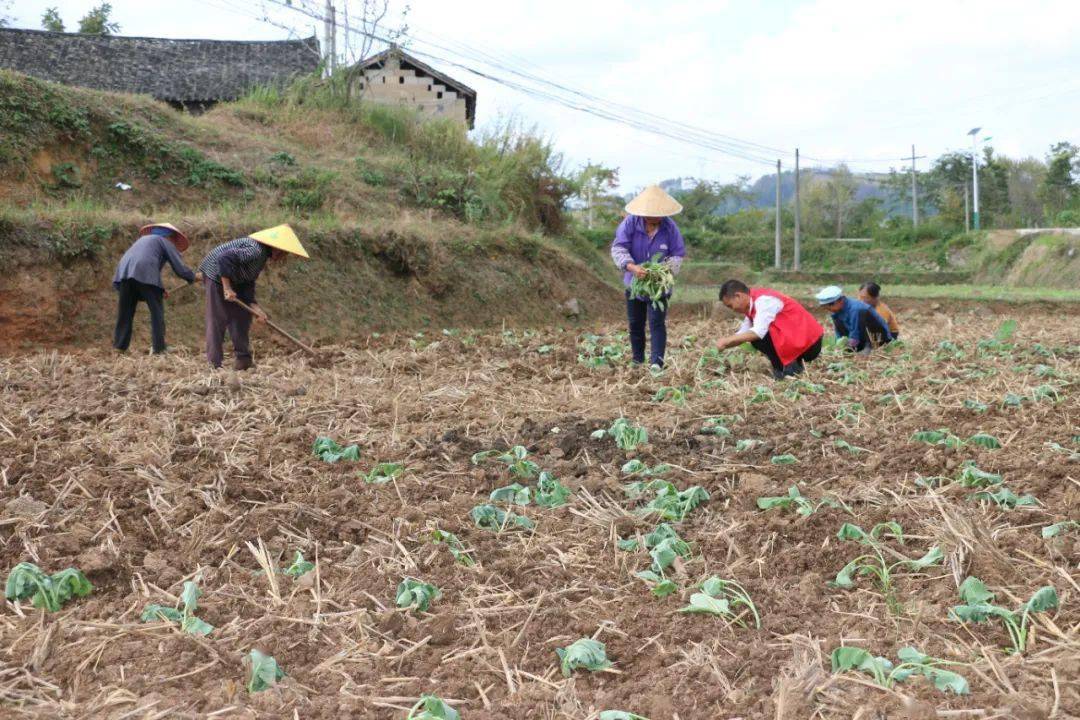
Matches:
[770,454,797,465]
[830,646,968,694]
[430,528,475,566]
[969,487,1038,509]
[490,483,531,505]
[470,504,534,531]
[757,486,839,517]
[653,385,691,405]
[963,399,989,413]
[471,445,539,479]
[833,439,867,454]
[644,523,691,574]
[534,471,571,508]
[633,480,709,521]
[749,385,774,403]
[967,433,1001,449]
[312,436,360,463]
[407,695,460,720]
[1042,520,1079,538]
[735,439,763,452]
[949,577,1058,653]
[911,429,963,448]
[700,418,733,436]
[956,461,1002,488]
[283,551,315,578]
[247,649,285,693]
[363,462,403,484]
[600,712,651,720]
[679,576,761,628]
[556,637,613,676]
[396,578,441,613]
[629,254,675,310]
[592,418,649,451]
[831,523,942,611]
[5,562,92,612]
[141,580,214,636]
[621,459,671,478]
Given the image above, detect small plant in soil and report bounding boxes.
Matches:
[833,439,867,454]
[534,471,571,508]
[407,695,460,720]
[831,523,942,612]
[247,649,285,693]
[5,562,92,612]
[430,528,475,566]
[653,385,691,405]
[556,637,613,676]
[700,418,733,436]
[770,453,798,465]
[643,523,691,573]
[949,577,1059,653]
[911,429,963,448]
[396,578,441,613]
[362,462,404,484]
[141,580,214,636]
[969,486,1038,509]
[312,436,360,463]
[967,433,1001,449]
[621,459,671,478]
[578,333,626,368]
[592,418,648,451]
[757,486,840,517]
[470,503,534,531]
[1042,520,1079,538]
[631,480,709,521]
[956,461,1002,488]
[749,385,774,403]
[600,712,651,720]
[830,646,969,694]
[835,402,864,424]
[680,576,761,628]
[283,551,315,577]
[735,438,763,452]
[490,483,531,505]
[1030,384,1061,403]
[471,445,540,479]
[963,399,989,413]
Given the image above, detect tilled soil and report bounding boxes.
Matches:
[1,311,1077,719]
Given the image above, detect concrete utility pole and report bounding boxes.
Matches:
[910,144,926,227]
[964,182,970,233]
[968,127,981,230]
[794,148,801,271]
[774,159,782,269]
[324,0,336,75]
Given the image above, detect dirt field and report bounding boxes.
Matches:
[1,308,1077,719]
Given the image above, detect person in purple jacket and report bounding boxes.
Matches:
[112,222,195,354]
[610,185,686,368]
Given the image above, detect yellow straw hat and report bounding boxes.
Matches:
[624,185,683,218]
[140,222,189,252]
[249,224,309,258]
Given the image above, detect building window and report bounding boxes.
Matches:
[427,84,432,91]
[437,91,443,99]
[399,76,405,84]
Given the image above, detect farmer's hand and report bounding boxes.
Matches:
[223,286,238,302]
[626,263,648,280]
[194,272,203,284]
[250,304,268,323]
[715,337,732,351]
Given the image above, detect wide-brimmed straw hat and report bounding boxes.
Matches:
[140,223,189,252]
[625,185,683,218]
[250,224,309,258]
[816,285,844,305]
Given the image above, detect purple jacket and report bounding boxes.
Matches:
[610,215,686,288]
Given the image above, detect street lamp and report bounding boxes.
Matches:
[967,127,981,230]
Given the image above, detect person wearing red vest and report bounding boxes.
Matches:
[715,280,825,379]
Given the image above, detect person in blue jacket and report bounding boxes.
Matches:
[112,223,196,354]
[815,285,893,354]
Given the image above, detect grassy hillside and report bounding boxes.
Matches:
[0,70,618,349]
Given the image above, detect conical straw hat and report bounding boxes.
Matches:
[249,224,309,258]
[624,185,683,217]
[140,222,189,252]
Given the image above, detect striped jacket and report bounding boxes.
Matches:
[199,238,271,303]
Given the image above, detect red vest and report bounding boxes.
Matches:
[748,288,824,366]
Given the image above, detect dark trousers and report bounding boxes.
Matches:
[751,333,823,376]
[205,281,253,369]
[836,310,891,351]
[626,290,668,366]
[113,279,166,353]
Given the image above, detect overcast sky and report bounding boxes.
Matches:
[8,0,1080,190]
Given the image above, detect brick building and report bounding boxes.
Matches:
[348,46,477,129]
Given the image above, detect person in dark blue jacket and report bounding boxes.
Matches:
[112,223,195,354]
[815,285,893,353]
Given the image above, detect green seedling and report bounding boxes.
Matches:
[969,487,1038,509]
[578,333,626,368]
[830,646,968,694]
[757,486,840,517]
[471,445,540,479]
[141,580,214,636]
[1042,521,1079,538]
[634,572,678,597]
[470,504,534,531]
[831,523,942,611]
[956,461,1002,487]
[396,578,441,613]
[770,454,798,465]
[634,480,709,521]
[1031,384,1061,403]
[963,399,989,413]
[700,418,733,436]
[283,551,315,578]
[247,649,285,693]
[653,385,691,405]
[735,438,763,452]
[534,471,571,508]
[949,577,1058,653]
[431,528,475,566]
[617,537,640,552]
[490,483,531,505]
[312,436,360,463]
[968,433,1001,449]
[556,637,613,676]
[621,459,671,478]
[914,475,947,489]
[1001,392,1026,408]
[934,340,966,361]
[407,695,460,720]
[911,429,963,448]
[680,576,761,628]
[835,402,864,423]
[643,523,691,574]
[592,418,649,451]
[783,379,826,400]
[629,253,675,310]
[1045,442,1080,459]
[5,562,92,612]
[1030,364,1058,378]
[599,712,650,720]
[834,439,867,454]
[537,344,554,355]
[363,462,403,484]
[749,385,774,404]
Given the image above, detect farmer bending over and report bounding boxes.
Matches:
[816,285,893,354]
[715,280,825,380]
[112,222,195,354]
[858,281,900,339]
[198,225,308,370]
[611,185,686,369]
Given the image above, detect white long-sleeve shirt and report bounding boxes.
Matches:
[736,294,784,339]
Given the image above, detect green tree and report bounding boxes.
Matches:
[41,7,65,32]
[1038,142,1078,220]
[573,163,619,229]
[77,3,120,35]
[674,177,752,225]
[1004,157,1047,227]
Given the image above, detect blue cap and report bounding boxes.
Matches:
[815,285,843,305]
